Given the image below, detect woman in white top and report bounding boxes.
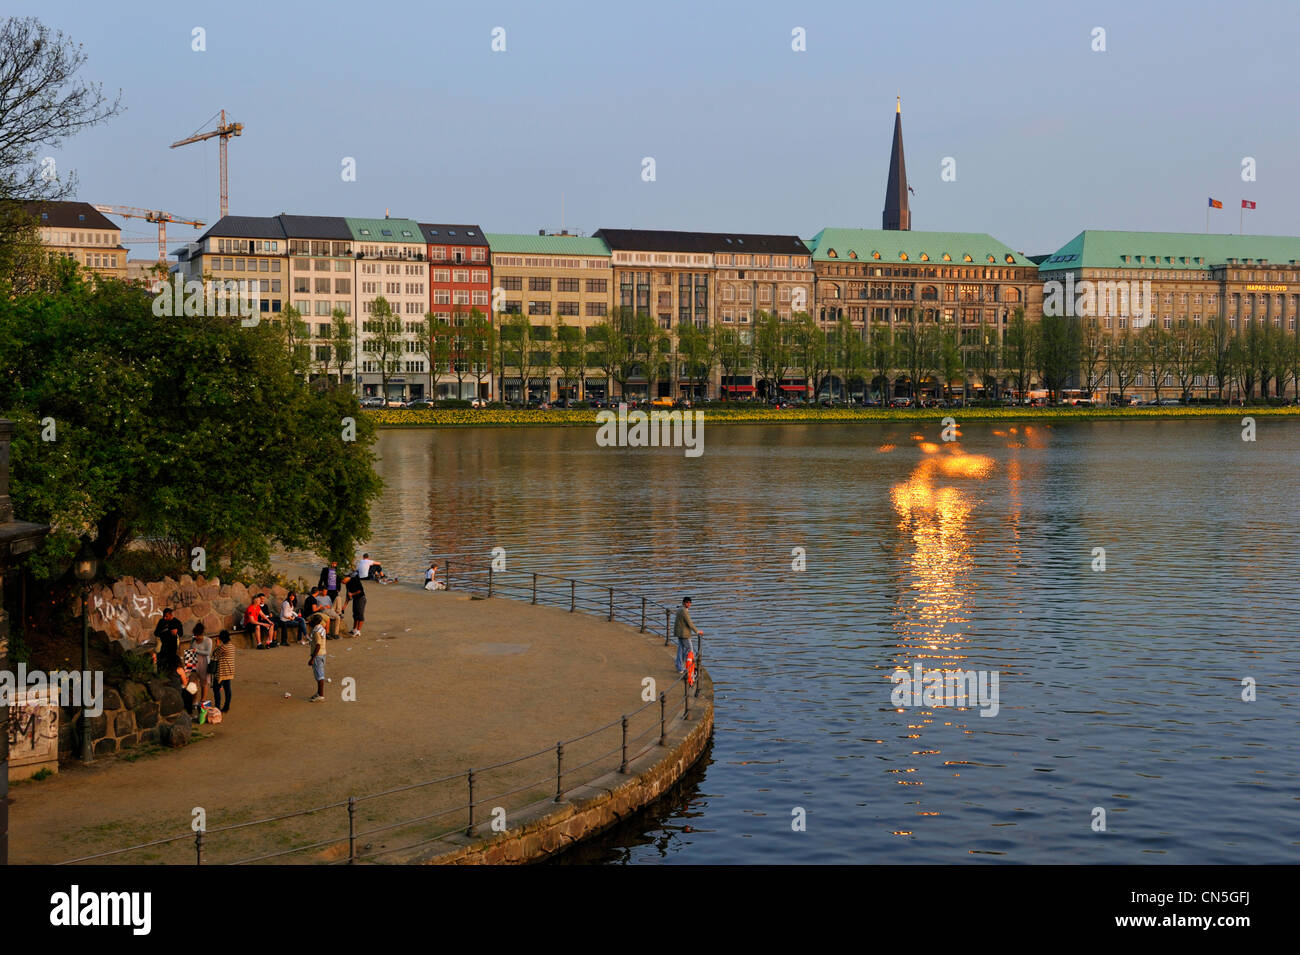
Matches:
[190,624,213,715]
[281,592,308,644]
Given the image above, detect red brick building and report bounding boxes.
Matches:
[419,223,492,397]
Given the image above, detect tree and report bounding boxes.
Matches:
[968,323,1000,400]
[754,310,794,401]
[676,320,712,401]
[367,296,401,400]
[586,319,627,400]
[0,271,383,579]
[466,309,493,401]
[1167,321,1205,402]
[1208,314,1233,402]
[1138,322,1172,403]
[714,324,747,401]
[1078,318,1108,399]
[1003,308,1036,399]
[867,321,894,402]
[1036,314,1079,402]
[792,312,832,399]
[430,314,454,399]
[937,323,963,403]
[834,315,865,401]
[0,17,122,289]
[329,308,353,388]
[554,318,585,401]
[892,307,942,406]
[281,304,311,377]
[1106,330,1142,401]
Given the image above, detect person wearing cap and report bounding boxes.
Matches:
[673,597,703,675]
[154,609,184,673]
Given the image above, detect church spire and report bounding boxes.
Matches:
[883,98,910,231]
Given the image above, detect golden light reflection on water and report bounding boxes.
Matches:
[887,440,996,825]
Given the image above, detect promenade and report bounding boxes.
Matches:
[8,571,697,864]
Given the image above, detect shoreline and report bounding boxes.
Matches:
[366,405,1300,429]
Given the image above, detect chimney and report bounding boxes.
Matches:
[539,229,546,236]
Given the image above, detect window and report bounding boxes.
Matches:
[472,290,488,306]
[453,270,469,283]
[529,277,551,291]
[528,301,549,316]
[585,302,604,316]
[585,278,607,293]
[499,275,522,290]
[557,278,580,292]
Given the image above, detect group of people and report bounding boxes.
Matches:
[153,609,235,720]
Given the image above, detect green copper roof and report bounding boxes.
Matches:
[485,233,610,256]
[806,228,1034,267]
[1039,230,1300,272]
[344,217,423,243]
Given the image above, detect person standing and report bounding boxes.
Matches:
[673,597,703,675]
[318,560,341,601]
[190,623,213,715]
[342,573,366,638]
[211,631,235,712]
[308,613,328,702]
[154,609,183,673]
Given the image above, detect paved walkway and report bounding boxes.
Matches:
[8,568,683,864]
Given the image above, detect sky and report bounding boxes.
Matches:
[15,0,1300,259]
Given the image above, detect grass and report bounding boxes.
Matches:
[366,404,1300,428]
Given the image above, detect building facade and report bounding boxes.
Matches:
[346,217,430,400]
[27,201,128,280]
[486,232,613,402]
[281,215,355,386]
[421,223,492,398]
[807,228,1040,397]
[173,215,287,321]
[1038,230,1300,400]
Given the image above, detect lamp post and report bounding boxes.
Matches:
[72,534,98,764]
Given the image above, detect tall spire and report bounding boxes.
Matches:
[883,97,910,231]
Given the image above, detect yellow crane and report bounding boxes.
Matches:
[170,109,243,219]
[93,205,204,264]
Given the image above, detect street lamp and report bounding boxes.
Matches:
[72,534,98,764]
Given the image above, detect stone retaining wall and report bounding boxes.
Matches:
[408,670,714,865]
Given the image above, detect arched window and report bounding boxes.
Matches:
[920,285,938,301]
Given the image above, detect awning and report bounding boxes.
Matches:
[723,385,756,393]
[780,384,806,392]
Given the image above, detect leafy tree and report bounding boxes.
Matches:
[892,307,941,406]
[1208,314,1233,402]
[754,310,794,400]
[1167,321,1205,402]
[792,312,832,399]
[0,271,383,581]
[281,304,311,376]
[466,309,494,401]
[1078,318,1108,399]
[368,296,401,400]
[1106,330,1142,401]
[714,324,747,401]
[1003,308,1036,399]
[1138,322,1173,402]
[867,321,894,402]
[329,308,353,389]
[431,314,455,399]
[676,320,712,400]
[968,322,1000,400]
[1036,314,1079,402]
[554,319,585,400]
[834,315,865,401]
[0,16,122,290]
[937,323,963,403]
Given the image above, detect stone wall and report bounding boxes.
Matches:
[58,677,192,759]
[408,671,715,865]
[80,574,295,654]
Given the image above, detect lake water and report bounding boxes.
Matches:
[365,418,1300,864]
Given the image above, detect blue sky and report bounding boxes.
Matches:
[16,0,1298,257]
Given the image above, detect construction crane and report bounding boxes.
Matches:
[93,205,204,264]
[169,109,243,219]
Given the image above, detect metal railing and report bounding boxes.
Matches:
[58,562,706,866]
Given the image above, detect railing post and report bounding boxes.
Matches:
[608,587,614,621]
[570,579,575,612]
[195,828,204,866]
[347,796,356,863]
[444,559,451,592]
[554,742,564,802]
[684,674,690,720]
[466,770,475,836]
[659,692,667,746]
[640,596,646,633]
[488,564,493,598]
[665,609,671,646]
[620,715,629,773]
[532,572,537,605]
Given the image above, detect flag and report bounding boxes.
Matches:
[1242,200,1256,209]
[1208,198,1222,209]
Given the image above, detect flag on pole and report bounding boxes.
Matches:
[1208,198,1222,209]
[1242,200,1256,209]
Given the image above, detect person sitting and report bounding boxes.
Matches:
[246,594,274,649]
[424,563,444,591]
[280,592,309,645]
[357,553,390,582]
